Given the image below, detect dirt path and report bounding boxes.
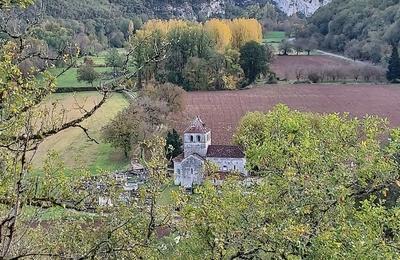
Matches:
[316,50,376,66]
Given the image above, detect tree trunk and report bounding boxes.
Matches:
[124,146,129,158]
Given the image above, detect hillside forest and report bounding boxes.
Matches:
[301,0,400,64]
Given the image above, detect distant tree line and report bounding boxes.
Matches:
[286,64,386,83]
[129,19,272,90]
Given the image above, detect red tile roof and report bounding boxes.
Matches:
[184,116,210,134]
[206,145,245,158]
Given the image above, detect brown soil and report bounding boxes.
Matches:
[175,84,400,144]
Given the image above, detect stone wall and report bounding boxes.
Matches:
[175,155,205,188]
[207,157,247,176]
[183,132,211,158]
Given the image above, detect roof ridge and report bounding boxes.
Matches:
[184,116,210,134]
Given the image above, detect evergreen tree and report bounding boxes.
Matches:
[387,44,400,82]
[165,129,183,159]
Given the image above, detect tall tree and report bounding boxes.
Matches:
[239,41,269,84]
[0,2,171,258]
[105,48,124,75]
[279,39,293,55]
[165,129,183,160]
[204,19,232,51]
[387,44,400,82]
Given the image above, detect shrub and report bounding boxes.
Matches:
[307,71,321,83]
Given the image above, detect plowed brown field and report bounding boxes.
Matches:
[175,84,400,145]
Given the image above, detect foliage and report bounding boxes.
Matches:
[239,41,270,83]
[182,57,210,91]
[387,44,400,82]
[0,0,33,8]
[102,100,161,158]
[130,18,263,90]
[278,39,293,55]
[182,104,400,259]
[204,19,232,51]
[290,63,386,83]
[228,18,263,49]
[77,62,100,87]
[0,0,174,257]
[129,29,168,88]
[105,48,125,74]
[165,129,183,160]
[141,82,185,113]
[292,37,318,55]
[102,83,183,158]
[305,0,400,63]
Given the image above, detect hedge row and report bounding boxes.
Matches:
[55,87,98,93]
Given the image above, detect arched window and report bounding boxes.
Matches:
[177,169,181,175]
[197,135,201,142]
[190,168,194,174]
[190,135,194,142]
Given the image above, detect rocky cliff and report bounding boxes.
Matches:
[43,0,331,21]
[271,0,331,16]
[151,0,332,19]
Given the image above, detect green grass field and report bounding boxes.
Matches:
[50,67,113,88]
[33,92,130,173]
[50,49,131,88]
[76,48,127,67]
[78,55,107,66]
[264,31,286,43]
[263,31,287,49]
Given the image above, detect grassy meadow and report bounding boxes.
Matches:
[263,31,286,49]
[32,92,130,173]
[50,67,113,88]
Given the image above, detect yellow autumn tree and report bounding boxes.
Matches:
[138,18,262,50]
[227,18,263,49]
[141,19,190,35]
[204,19,232,51]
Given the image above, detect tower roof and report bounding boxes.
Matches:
[184,116,210,134]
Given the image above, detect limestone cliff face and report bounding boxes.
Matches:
[151,0,225,20]
[270,0,331,16]
[151,0,331,20]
